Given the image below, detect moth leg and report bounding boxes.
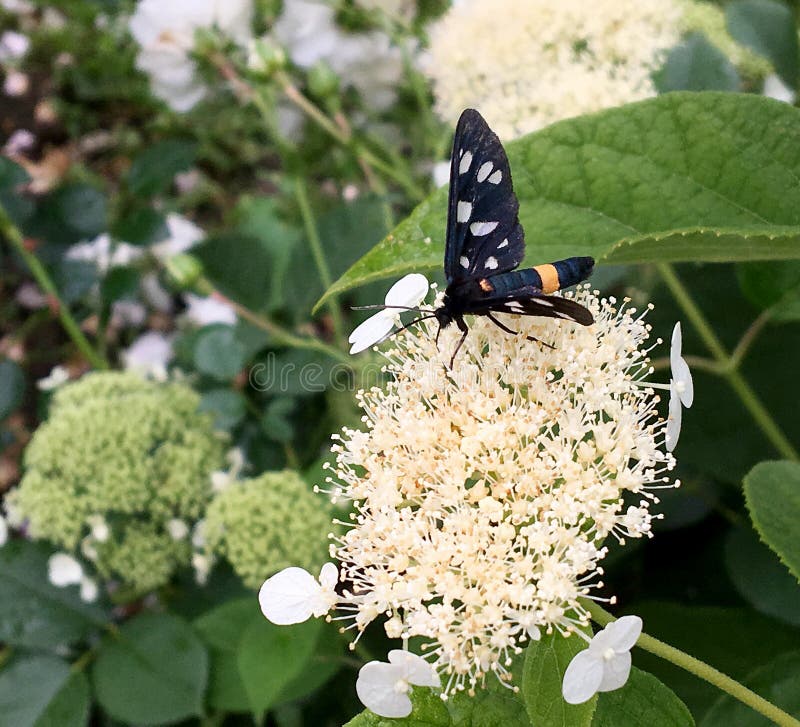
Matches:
[486,313,555,350]
[448,317,469,369]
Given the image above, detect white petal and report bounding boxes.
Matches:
[259,567,326,625]
[356,661,412,718]
[348,313,395,354]
[670,321,683,359]
[562,649,604,704]
[665,380,683,452]
[387,650,439,687]
[384,274,429,309]
[763,73,796,104]
[670,322,693,407]
[318,562,338,590]
[167,519,189,541]
[0,516,7,547]
[592,615,642,652]
[598,651,632,693]
[80,576,99,603]
[48,553,84,587]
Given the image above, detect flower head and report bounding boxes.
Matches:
[356,650,440,718]
[424,0,683,139]
[8,372,226,592]
[260,286,678,699]
[562,615,642,704]
[349,274,430,354]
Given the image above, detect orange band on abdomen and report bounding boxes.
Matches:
[533,264,560,294]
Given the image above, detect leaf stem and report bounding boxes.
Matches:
[656,263,798,461]
[586,602,800,727]
[0,204,108,369]
[293,176,346,348]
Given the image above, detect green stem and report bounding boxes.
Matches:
[657,263,798,461]
[586,603,800,727]
[0,204,108,369]
[293,176,346,348]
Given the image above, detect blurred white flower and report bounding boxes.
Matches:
[167,518,190,541]
[151,213,205,260]
[192,552,213,584]
[37,365,70,391]
[1,0,35,14]
[15,282,47,309]
[41,7,66,30]
[48,552,84,587]
[349,273,429,354]
[424,0,682,139]
[763,74,796,104]
[129,0,254,112]
[140,272,174,313]
[3,69,29,96]
[356,650,440,718]
[122,331,175,380]
[0,30,29,62]
[67,233,142,274]
[4,128,34,156]
[665,322,693,452]
[111,300,147,328]
[431,160,450,188]
[0,516,7,547]
[183,293,237,326]
[259,562,338,625]
[273,0,405,111]
[562,616,642,704]
[87,514,110,543]
[80,576,99,603]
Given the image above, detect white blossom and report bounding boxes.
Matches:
[0,30,29,62]
[3,69,28,96]
[349,274,429,354]
[87,515,110,543]
[167,518,190,541]
[0,516,7,547]
[48,552,84,587]
[183,293,237,326]
[80,576,99,603]
[665,322,693,452]
[122,331,175,380]
[129,0,253,112]
[763,74,796,105]
[356,650,440,718]
[192,552,213,585]
[150,213,204,260]
[562,616,642,704]
[37,366,70,391]
[259,562,338,625]
[424,0,683,139]
[67,233,142,274]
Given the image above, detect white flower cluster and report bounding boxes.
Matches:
[272,0,405,111]
[129,0,253,112]
[423,0,683,139]
[262,282,688,714]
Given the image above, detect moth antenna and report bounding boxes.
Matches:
[350,304,425,313]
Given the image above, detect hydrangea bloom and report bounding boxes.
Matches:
[129,0,253,112]
[7,372,226,592]
[424,0,683,140]
[263,287,679,702]
[204,471,331,589]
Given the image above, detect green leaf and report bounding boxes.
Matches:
[194,598,256,713]
[198,388,247,430]
[0,157,30,189]
[743,460,800,582]
[0,655,73,727]
[0,540,107,650]
[625,602,800,719]
[0,360,25,421]
[592,668,694,726]
[237,617,322,716]
[35,671,90,727]
[724,526,800,627]
[260,397,296,443]
[100,266,140,305]
[522,632,596,727]
[737,260,800,321]
[27,184,107,247]
[193,325,246,381]
[316,93,800,311]
[344,689,450,727]
[92,612,208,725]
[654,33,740,92]
[111,206,168,246]
[726,0,799,87]
[700,651,800,727]
[126,140,196,197]
[274,622,343,705]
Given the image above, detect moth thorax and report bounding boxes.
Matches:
[479,279,494,292]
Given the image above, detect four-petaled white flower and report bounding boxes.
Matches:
[562,615,643,704]
[356,650,440,718]
[348,274,429,354]
[666,322,694,452]
[259,563,339,625]
[48,552,84,587]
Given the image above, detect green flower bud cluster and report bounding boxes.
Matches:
[204,471,331,590]
[7,372,226,592]
[681,1,773,78]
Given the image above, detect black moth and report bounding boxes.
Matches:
[431,108,595,365]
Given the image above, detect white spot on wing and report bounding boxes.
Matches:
[459,151,473,175]
[477,161,493,182]
[497,239,509,248]
[488,170,502,184]
[457,201,472,223]
[459,256,469,268]
[484,256,498,270]
[507,301,524,310]
[469,221,499,236]
[531,298,554,307]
